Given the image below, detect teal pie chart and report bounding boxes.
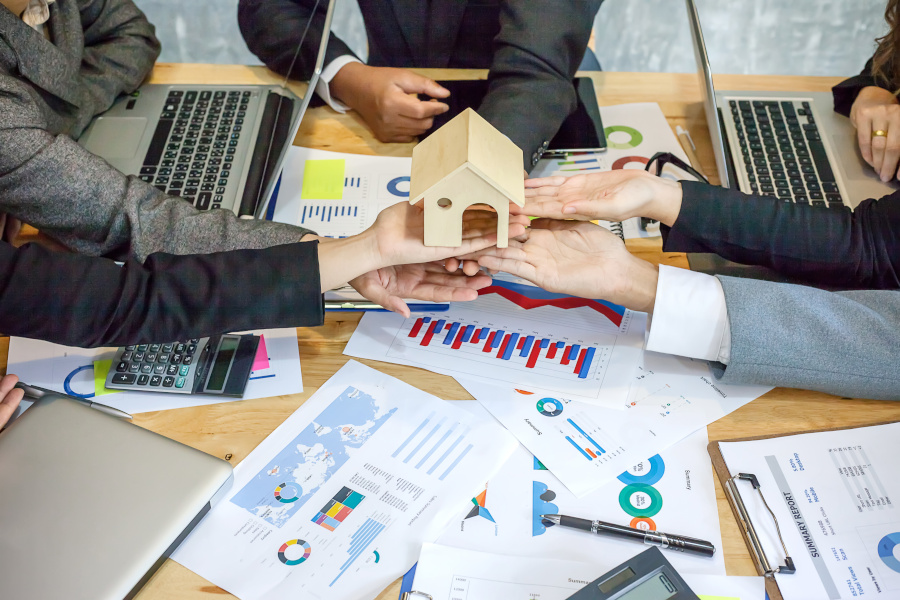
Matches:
[877,533,900,573]
[536,398,563,417]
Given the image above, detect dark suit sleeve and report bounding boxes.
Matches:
[661,181,900,289]
[832,56,896,118]
[238,0,357,81]
[73,0,161,135]
[0,240,324,347]
[477,0,601,170]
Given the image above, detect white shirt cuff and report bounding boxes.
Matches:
[646,265,732,363]
[315,55,362,113]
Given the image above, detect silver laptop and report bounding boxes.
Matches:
[685,0,896,279]
[0,394,233,599]
[78,0,337,220]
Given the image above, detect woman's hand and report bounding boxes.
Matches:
[0,374,24,429]
[349,262,491,317]
[850,86,900,182]
[517,170,683,226]
[474,220,660,313]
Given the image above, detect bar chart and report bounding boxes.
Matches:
[557,411,625,464]
[391,411,474,481]
[329,513,390,587]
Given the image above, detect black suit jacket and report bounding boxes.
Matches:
[238,0,601,169]
[662,181,900,289]
[832,55,892,119]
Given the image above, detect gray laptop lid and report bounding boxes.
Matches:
[0,395,232,600]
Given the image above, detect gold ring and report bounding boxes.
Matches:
[874,129,888,137]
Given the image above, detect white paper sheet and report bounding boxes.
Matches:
[460,351,768,496]
[412,543,765,600]
[272,147,412,237]
[345,275,646,407]
[437,423,726,576]
[718,422,900,600]
[6,328,302,414]
[172,361,518,600]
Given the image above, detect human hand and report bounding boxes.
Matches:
[850,86,900,182]
[330,63,450,143]
[518,170,683,226]
[474,220,659,313]
[349,262,491,317]
[0,374,24,429]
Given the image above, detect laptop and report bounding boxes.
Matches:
[685,0,897,279]
[0,393,233,600]
[78,0,337,220]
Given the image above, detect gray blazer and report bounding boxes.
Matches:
[713,276,900,400]
[0,0,312,261]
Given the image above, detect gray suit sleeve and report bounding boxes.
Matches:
[711,275,900,400]
[0,76,314,261]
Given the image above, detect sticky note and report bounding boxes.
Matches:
[300,159,345,200]
[252,335,270,372]
[93,359,121,396]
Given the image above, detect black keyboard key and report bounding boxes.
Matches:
[823,182,839,193]
[808,140,835,182]
[777,188,791,198]
[807,182,821,191]
[143,118,174,166]
[775,180,789,189]
[811,199,826,207]
[761,184,774,193]
[794,195,808,203]
[116,361,129,372]
[810,191,824,199]
[112,373,137,385]
[826,193,843,204]
[166,364,178,376]
[138,375,150,385]
[196,192,213,210]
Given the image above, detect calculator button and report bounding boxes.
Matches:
[147,353,158,363]
[163,376,175,387]
[162,343,174,353]
[190,338,199,343]
[134,351,145,361]
[141,364,153,374]
[150,375,162,386]
[121,351,133,361]
[171,353,183,364]
[116,361,129,372]
[154,364,166,374]
[137,375,150,385]
[149,344,161,352]
[166,364,178,376]
[179,365,190,376]
[175,376,186,389]
[137,344,148,351]
[186,344,197,355]
[175,343,186,353]
[183,355,194,365]
[128,363,140,373]
[158,354,171,363]
[111,373,137,385]
[125,345,136,351]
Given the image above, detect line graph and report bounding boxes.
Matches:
[477,280,625,327]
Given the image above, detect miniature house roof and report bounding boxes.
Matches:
[409,108,525,207]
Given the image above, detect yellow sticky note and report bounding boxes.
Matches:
[93,359,121,396]
[300,159,345,200]
[698,595,740,600]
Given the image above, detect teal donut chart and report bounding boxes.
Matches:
[617,454,665,486]
[536,398,563,417]
[618,483,664,518]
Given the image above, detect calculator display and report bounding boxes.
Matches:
[615,573,677,600]
[205,336,239,392]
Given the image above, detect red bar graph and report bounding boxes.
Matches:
[483,331,497,352]
[547,344,557,359]
[421,321,439,346]
[561,345,573,365]
[574,348,588,374]
[526,342,543,368]
[516,338,525,350]
[452,327,466,349]
[409,318,425,338]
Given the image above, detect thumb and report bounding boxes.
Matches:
[396,72,450,98]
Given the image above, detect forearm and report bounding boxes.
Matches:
[315,231,383,293]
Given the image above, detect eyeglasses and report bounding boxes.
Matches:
[644,152,709,184]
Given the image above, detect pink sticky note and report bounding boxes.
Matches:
[252,335,270,371]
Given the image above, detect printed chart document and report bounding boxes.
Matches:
[271,147,412,238]
[718,422,900,600]
[530,102,694,240]
[413,543,764,600]
[173,361,517,600]
[345,276,646,407]
[460,350,768,496]
[437,425,726,576]
[6,328,302,414]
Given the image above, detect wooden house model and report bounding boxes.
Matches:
[409,108,524,247]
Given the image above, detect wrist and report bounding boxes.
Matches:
[330,62,369,109]
[647,179,683,227]
[618,258,659,313]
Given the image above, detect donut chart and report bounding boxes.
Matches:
[619,483,664,518]
[536,398,563,417]
[278,539,311,566]
[612,155,650,170]
[274,482,301,503]
[386,176,411,198]
[878,533,900,573]
[617,455,666,486]
[630,517,657,531]
[604,125,644,149]
[64,364,96,398]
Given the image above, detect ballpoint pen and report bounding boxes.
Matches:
[541,513,716,557]
[15,382,132,420]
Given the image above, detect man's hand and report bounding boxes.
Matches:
[518,170,683,226]
[349,262,492,317]
[474,220,659,313]
[850,86,900,182]
[0,374,24,429]
[330,63,450,143]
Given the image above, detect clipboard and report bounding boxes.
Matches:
[707,419,900,600]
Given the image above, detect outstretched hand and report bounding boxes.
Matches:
[473,219,660,313]
[516,170,683,226]
[0,374,24,429]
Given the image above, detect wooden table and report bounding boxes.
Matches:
[8,65,900,599]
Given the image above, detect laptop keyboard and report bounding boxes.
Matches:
[138,90,249,211]
[729,99,843,207]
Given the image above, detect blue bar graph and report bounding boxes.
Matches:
[567,418,605,454]
[567,344,581,360]
[428,432,466,475]
[439,444,474,481]
[415,422,457,469]
[491,330,505,349]
[329,517,387,587]
[461,325,474,343]
[443,322,459,344]
[566,436,593,460]
[404,417,446,464]
[501,333,520,360]
[520,335,535,357]
[539,339,549,349]
[578,347,596,379]
[392,413,433,458]
[478,329,489,341]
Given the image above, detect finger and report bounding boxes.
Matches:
[0,373,19,395]
[477,254,539,282]
[407,282,480,303]
[394,94,449,120]
[0,377,23,429]
[395,72,451,98]
[857,111,874,165]
[418,264,492,289]
[461,260,481,276]
[444,257,461,272]
[870,118,888,173]
[358,282,412,318]
[881,126,900,182]
[524,176,567,189]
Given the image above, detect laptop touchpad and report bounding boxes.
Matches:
[832,130,882,183]
[81,117,148,159]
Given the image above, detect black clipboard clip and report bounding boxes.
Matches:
[724,473,796,576]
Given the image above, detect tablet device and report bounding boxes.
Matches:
[420,78,606,153]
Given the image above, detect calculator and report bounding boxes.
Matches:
[105,334,260,397]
